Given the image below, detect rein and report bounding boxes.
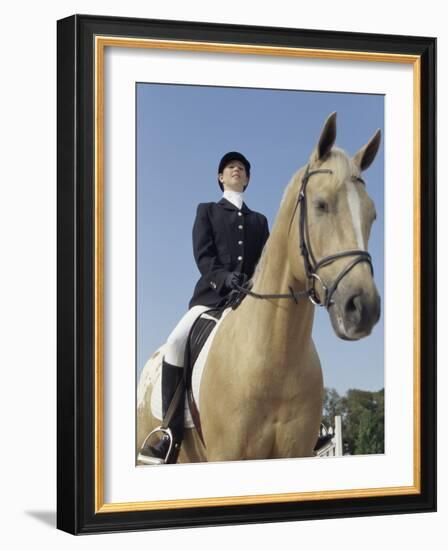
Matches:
[236,165,373,308]
[233,284,309,305]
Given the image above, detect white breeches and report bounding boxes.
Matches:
[164,305,210,367]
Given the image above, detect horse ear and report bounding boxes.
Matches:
[353,129,381,172]
[316,112,337,161]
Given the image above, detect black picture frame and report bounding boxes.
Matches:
[57,14,436,535]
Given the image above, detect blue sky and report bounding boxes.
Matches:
[136,83,384,395]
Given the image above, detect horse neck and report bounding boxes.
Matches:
[241,185,315,352]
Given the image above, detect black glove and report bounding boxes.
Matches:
[225,271,244,290]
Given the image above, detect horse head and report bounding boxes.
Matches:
[287,112,381,340]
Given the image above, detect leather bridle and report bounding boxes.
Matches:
[233,165,373,309]
[288,164,373,308]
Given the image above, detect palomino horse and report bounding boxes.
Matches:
[137,112,381,463]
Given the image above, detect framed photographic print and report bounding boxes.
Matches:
[57,14,436,534]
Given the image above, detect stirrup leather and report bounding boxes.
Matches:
[137,426,174,465]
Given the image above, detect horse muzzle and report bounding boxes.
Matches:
[328,285,381,340]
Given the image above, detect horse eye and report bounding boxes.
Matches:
[314,199,328,213]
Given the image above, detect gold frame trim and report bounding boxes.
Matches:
[94,36,422,513]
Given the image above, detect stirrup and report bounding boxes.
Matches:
[137,426,174,465]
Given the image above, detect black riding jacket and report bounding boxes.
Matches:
[189,198,269,308]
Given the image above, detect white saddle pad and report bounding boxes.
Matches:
[144,307,232,428]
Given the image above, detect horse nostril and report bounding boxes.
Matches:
[346,294,360,314]
[336,290,380,339]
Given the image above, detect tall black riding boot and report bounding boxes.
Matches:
[138,358,185,465]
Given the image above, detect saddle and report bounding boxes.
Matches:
[183,287,248,444]
[183,307,225,445]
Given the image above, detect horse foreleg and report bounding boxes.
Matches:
[201,410,277,462]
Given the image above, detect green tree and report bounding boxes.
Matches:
[322,388,343,428]
[342,388,384,454]
[356,389,384,454]
[322,387,384,455]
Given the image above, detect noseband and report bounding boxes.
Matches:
[232,165,373,308]
[288,164,373,307]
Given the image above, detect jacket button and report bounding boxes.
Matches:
[238,224,243,230]
[210,281,217,289]
[238,256,243,261]
[238,212,243,217]
[238,241,243,245]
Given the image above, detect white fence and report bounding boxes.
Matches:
[314,415,343,457]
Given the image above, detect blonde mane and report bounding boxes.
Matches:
[250,168,303,286]
[250,147,356,287]
[322,147,358,187]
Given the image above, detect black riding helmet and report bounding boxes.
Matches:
[218,151,251,191]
